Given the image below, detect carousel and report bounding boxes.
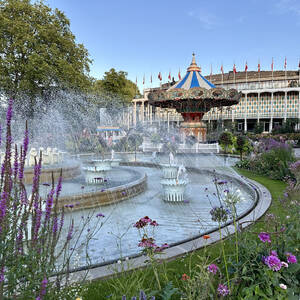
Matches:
[148,54,242,141]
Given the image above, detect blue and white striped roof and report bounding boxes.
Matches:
[169,54,215,90]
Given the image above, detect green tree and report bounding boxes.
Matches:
[235,135,252,160]
[219,131,234,154]
[92,68,140,106]
[0,0,92,117]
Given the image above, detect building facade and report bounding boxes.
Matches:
[131,70,300,134]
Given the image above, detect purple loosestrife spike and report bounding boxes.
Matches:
[131,297,137,300]
[0,125,1,147]
[13,145,18,178]
[67,223,73,241]
[0,192,8,224]
[52,216,58,234]
[122,296,126,300]
[0,267,4,283]
[40,277,48,296]
[45,189,55,221]
[56,175,62,198]
[139,290,147,300]
[33,209,42,241]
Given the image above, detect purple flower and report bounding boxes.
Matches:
[270,250,278,257]
[67,223,73,241]
[0,266,4,282]
[286,253,297,264]
[40,277,48,296]
[45,189,54,221]
[264,255,282,271]
[217,284,230,296]
[56,176,62,198]
[207,263,219,275]
[258,232,271,243]
[139,291,147,300]
[96,213,105,218]
[52,217,58,234]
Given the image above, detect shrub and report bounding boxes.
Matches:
[219,132,234,154]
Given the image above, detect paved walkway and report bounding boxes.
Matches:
[67,177,272,283]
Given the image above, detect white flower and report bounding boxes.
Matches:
[117,260,121,264]
[281,262,288,268]
[279,283,287,290]
[125,257,129,261]
[286,215,290,219]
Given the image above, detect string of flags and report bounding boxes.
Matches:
[135,58,300,85]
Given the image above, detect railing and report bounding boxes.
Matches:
[141,142,219,153]
[203,112,299,120]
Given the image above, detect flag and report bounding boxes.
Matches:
[210,64,213,76]
[150,74,152,83]
[143,74,145,85]
[220,64,224,75]
[271,58,274,72]
[135,77,137,85]
[178,69,181,80]
[233,64,237,74]
[258,60,261,72]
[245,61,248,72]
[168,71,171,81]
[284,57,287,70]
[158,72,162,81]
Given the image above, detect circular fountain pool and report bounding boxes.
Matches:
[51,153,256,267]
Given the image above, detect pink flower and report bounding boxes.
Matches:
[217,284,230,296]
[264,255,281,271]
[258,232,271,243]
[286,253,297,264]
[281,262,288,268]
[207,264,219,275]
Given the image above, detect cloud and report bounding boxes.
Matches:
[273,0,300,16]
[187,10,218,29]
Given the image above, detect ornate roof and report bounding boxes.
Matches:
[148,54,242,112]
[169,53,215,90]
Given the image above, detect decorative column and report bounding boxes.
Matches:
[141,101,144,123]
[284,91,287,122]
[134,101,137,127]
[257,92,260,123]
[150,105,153,125]
[244,93,247,132]
[270,92,274,132]
[167,110,170,133]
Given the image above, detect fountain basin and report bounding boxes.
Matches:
[161,178,188,202]
[92,159,112,171]
[111,159,122,167]
[82,167,107,184]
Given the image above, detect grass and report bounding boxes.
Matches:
[76,169,287,300]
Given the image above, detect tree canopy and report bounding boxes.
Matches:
[0,0,92,117]
[92,68,140,106]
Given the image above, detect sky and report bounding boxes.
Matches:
[45,0,300,91]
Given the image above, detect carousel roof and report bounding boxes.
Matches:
[169,53,215,90]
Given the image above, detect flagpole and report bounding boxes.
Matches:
[285,57,287,87]
[258,60,261,89]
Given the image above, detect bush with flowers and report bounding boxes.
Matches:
[236,138,295,180]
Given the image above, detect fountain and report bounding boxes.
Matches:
[110,149,122,167]
[160,154,189,202]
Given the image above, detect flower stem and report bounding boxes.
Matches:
[219,224,230,289]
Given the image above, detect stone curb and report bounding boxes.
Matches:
[66,176,271,283]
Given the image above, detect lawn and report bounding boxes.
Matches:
[76,169,288,299]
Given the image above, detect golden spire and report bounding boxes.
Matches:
[187,53,201,72]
